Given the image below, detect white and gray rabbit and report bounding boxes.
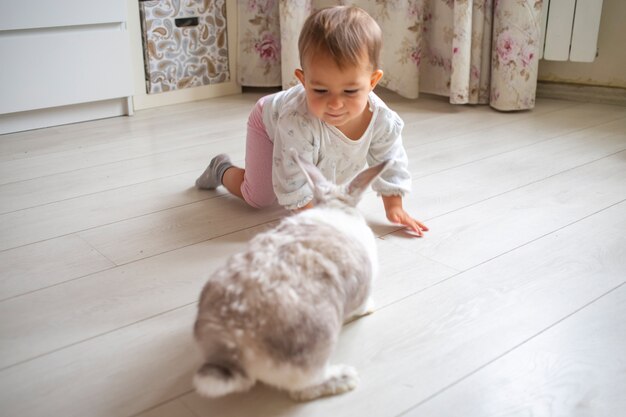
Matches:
[193,154,389,401]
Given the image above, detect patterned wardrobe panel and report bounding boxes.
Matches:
[139,0,230,94]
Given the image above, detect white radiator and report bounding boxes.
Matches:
[540,0,604,62]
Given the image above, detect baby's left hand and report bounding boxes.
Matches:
[385,206,429,237]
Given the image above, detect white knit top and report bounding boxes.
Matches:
[262,84,411,209]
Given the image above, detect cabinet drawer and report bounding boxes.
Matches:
[0,0,126,31]
[0,26,133,114]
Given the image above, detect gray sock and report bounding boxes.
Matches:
[195,154,233,189]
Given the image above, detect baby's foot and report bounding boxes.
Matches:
[196,154,232,189]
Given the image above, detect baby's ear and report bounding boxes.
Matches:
[370,69,383,88]
[295,68,305,85]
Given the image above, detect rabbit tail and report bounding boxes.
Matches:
[193,360,255,398]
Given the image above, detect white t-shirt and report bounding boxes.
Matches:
[262,84,411,209]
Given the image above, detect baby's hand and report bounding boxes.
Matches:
[385,206,429,238]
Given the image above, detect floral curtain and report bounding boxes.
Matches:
[237,0,543,111]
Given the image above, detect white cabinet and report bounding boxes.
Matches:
[0,0,134,133]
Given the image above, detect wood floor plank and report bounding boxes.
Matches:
[0,95,585,212]
[133,399,198,417]
[0,234,454,370]
[1,93,625,417]
[373,116,626,225]
[386,150,626,270]
[403,111,626,180]
[0,94,261,162]
[0,92,585,192]
[180,202,626,417]
[373,242,458,308]
[2,107,622,254]
[2,99,618,252]
[1,194,621,417]
[76,195,286,265]
[0,172,219,251]
[69,112,626,267]
[503,101,626,139]
[399,99,584,147]
[0,224,268,369]
[0,235,114,300]
[0,118,244,185]
[384,93,572,131]
[0,303,199,417]
[357,116,626,244]
[0,135,246,214]
[0,95,259,183]
[404,285,626,417]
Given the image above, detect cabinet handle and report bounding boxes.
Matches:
[175,17,199,28]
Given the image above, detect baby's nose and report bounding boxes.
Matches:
[328,96,342,109]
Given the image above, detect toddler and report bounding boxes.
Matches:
[196,5,428,237]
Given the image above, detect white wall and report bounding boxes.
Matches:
[538,0,626,88]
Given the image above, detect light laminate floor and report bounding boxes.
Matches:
[0,89,625,417]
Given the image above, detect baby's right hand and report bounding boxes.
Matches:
[292,201,314,213]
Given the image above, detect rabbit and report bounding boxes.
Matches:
[193,154,390,401]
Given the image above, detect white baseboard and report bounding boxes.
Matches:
[132,80,241,110]
[0,98,130,135]
[536,82,626,106]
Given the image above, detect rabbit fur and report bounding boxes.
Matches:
[193,155,390,401]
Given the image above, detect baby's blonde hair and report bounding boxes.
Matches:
[298,6,382,70]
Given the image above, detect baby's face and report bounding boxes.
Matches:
[295,52,382,134]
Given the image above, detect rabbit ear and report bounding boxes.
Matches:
[346,160,391,201]
[291,150,330,190]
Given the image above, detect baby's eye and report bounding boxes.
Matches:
[313,89,327,94]
[344,89,359,95]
